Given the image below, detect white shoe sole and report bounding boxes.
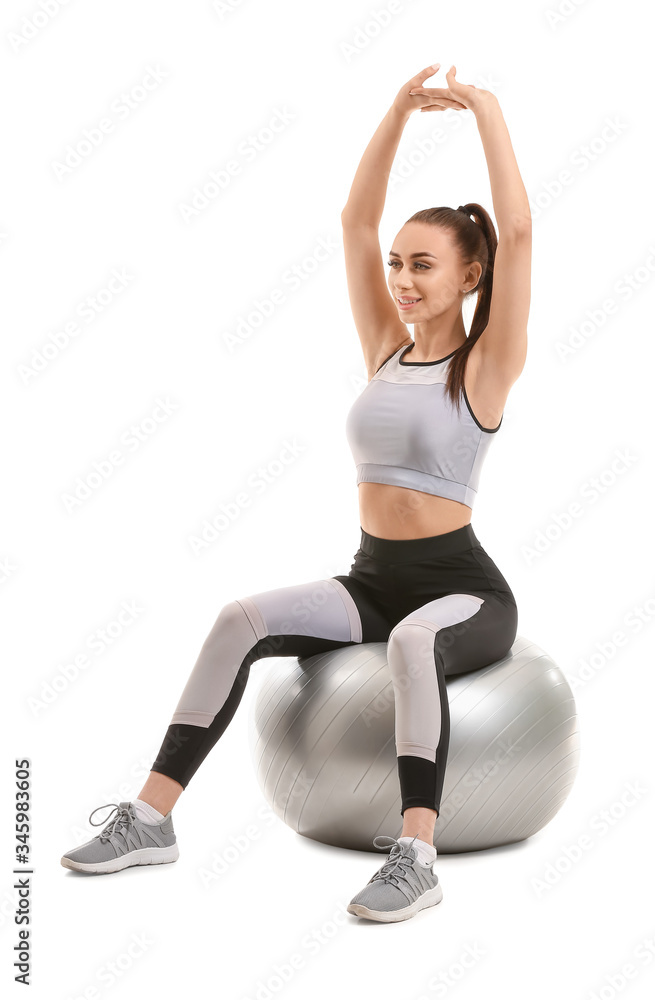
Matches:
[347,883,443,922]
[60,842,179,874]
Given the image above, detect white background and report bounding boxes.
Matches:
[3,0,654,997]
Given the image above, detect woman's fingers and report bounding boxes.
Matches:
[409,89,467,110]
[445,65,475,94]
[412,62,441,85]
[409,87,455,99]
[420,102,466,112]
[397,63,470,116]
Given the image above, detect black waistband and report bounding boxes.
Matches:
[359,523,480,563]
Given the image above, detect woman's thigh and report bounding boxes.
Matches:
[152,575,392,787]
[389,590,518,680]
[386,591,518,768]
[235,575,392,654]
[171,575,392,725]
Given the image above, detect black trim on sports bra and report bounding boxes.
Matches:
[373,341,503,433]
[462,383,503,433]
[399,343,460,366]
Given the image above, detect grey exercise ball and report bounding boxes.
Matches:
[248,635,581,854]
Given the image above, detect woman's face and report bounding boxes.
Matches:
[386,222,479,320]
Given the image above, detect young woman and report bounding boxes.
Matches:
[61,62,531,924]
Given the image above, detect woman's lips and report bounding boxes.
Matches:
[397,297,421,310]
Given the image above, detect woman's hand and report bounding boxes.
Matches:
[408,65,498,115]
[392,62,468,117]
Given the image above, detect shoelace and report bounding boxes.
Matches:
[369,834,421,886]
[88,802,136,843]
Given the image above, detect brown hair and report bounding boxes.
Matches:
[403,203,497,417]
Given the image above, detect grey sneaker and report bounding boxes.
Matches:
[61,801,179,874]
[347,834,443,922]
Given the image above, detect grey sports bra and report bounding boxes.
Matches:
[345,342,502,509]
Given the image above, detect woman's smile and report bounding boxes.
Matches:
[397,296,422,310]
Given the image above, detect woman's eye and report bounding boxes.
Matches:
[387,261,428,269]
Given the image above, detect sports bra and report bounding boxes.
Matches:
[345,342,503,509]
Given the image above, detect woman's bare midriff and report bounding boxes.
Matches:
[358,482,472,540]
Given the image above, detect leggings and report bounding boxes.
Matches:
[151,522,518,817]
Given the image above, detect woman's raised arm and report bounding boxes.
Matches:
[341,62,465,227]
[410,66,531,385]
[340,63,466,377]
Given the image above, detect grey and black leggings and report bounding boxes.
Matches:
[151,522,518,817]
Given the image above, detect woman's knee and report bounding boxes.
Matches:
[387,621,438,685]
[198,599,259,658]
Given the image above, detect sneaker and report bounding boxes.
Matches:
[61,801,179,874]
[347,834,443,922]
